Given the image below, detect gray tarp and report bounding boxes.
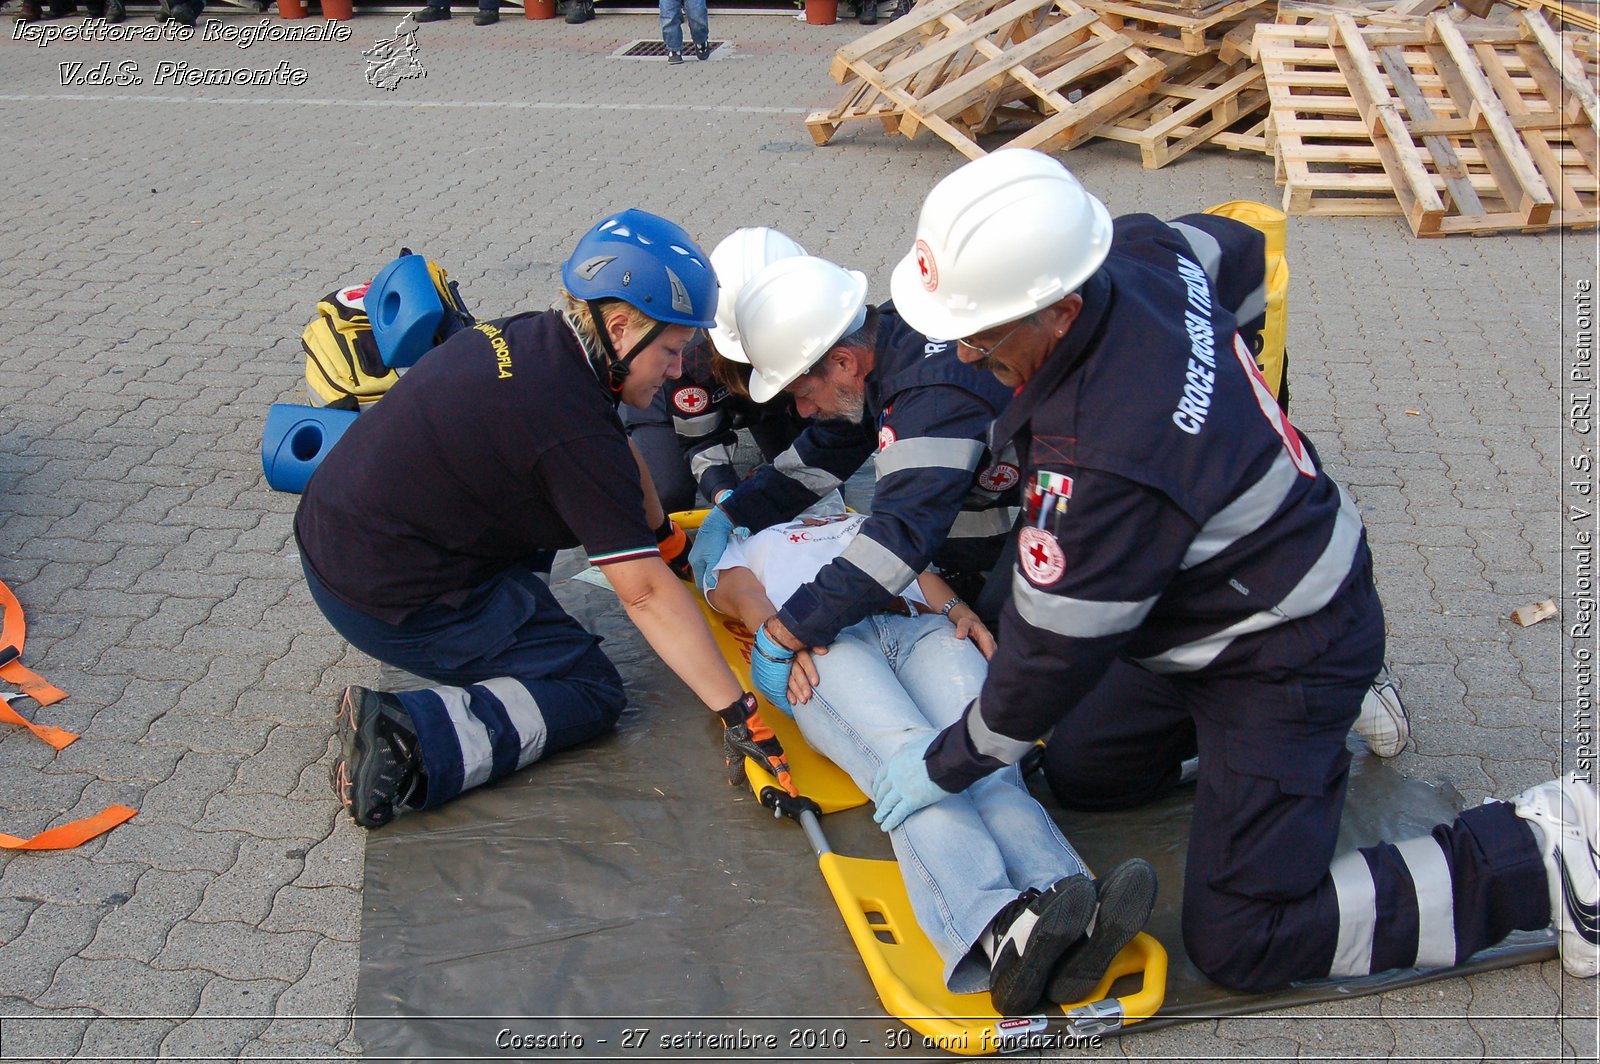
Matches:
[356,570,1554,1060]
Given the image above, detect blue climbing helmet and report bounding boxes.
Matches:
[562,209,718,398]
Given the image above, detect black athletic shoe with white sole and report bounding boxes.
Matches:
[1048,858,1158,1004]
[987,873,1095,1016]
[331,686,426,829]
[1513,773,1600,978]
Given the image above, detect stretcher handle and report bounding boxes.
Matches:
[759,786,831,857]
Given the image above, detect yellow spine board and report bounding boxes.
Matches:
[672,510,1168,1050]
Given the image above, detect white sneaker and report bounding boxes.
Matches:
[1512,772,1600,977]
[1353,667,1409,758]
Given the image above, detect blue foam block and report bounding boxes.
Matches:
[261,404,359,494]
[367,254,446,369]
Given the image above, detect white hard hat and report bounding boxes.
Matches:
[889,148,1113,341]
[735,255,870,405]
[707,227,808,363]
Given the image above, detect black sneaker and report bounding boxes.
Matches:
[667,50,683,64]
[472,8,497,21]
[331,685,426,829]
[168,0,195,23]
[413,3,450,19]
[988,874,1095,1016]
[563,0,591,22]
[695,41,710,60]
[1047,858,1158,1004]
[857,0,876,22]
[46,0,74,14]
[104,0,124,20]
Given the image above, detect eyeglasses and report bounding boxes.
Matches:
[957,318,1030,359]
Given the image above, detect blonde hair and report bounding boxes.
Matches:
[558,289,657,351]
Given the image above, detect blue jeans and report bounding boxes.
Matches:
[304,561,626,809]
[793,613,1088,993]
[658,0,706,51]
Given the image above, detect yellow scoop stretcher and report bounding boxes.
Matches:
[669,509,1168,1053]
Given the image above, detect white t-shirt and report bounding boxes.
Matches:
[712,512,929,613]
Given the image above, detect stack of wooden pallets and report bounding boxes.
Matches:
[805,0,1169,159]
[805,0,1599,233]
[807,0,1276,167]
[1086,0,1279,167]
[1257,9,1598,234]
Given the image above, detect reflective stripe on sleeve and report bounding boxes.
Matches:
[478,677,549,770]
[672,410,724,439]
[1171,221,1223,281]
[1234,279,1267,327]
[948,506,1019,541]
[1182,450,1298,570]
[1395,836,1457,968]
[1012,570,1157,639]
[689,442,737,483]
[1138,482,1364,673]
[1329,849,1377,977]
[838,534,919,595]
[874,436,985,478]
[964,695,1035,766]
[775,444,843,495]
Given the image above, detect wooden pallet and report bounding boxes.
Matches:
[1081,0,1271,54]
[808,0,1166,157]
[1509,0,1600,32]
[1258,11,1599,233]
[1095,53,1271,164]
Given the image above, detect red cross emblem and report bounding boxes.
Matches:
[977,462,1020,492]
[915,239,938,292]
[1018,527,1066,586]
[673,386,710,415]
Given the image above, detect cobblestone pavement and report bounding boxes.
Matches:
[0,7,1596,1060]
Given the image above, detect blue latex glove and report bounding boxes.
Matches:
[871,740,951,832]
[750,626,796,717]
[689,506,736,593]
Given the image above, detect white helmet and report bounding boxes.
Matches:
[889,148,1113,341]
[735,255,870,404]
[707,227,808,363]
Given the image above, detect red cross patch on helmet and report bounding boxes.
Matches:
[673,386,710,415]
[915,239,939,292]
[1018,527,1066,586]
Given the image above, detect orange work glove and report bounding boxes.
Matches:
[716,692,797,797]
[655,518,692,581]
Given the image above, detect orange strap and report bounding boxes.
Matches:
[0,805,136,850]
[0,579,68,708]
[0,697,78,751]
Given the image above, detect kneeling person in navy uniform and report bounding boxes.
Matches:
[687,254,1025,712]
[297,210,795,828]
[872,150,1599,992]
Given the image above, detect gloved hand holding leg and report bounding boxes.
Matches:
[872,738,951,831]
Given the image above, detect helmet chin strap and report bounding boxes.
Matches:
[586,300,670,403]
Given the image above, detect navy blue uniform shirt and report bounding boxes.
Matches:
[924,213,1370,791]
[722,305,1021,647]
[295,311,658,624]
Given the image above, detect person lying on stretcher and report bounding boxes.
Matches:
[704,498,1159,1015]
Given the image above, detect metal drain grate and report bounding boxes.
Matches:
[615,39,724,59]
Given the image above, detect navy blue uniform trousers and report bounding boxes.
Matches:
[305,560,625,808]
[1043,563,1548,990]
